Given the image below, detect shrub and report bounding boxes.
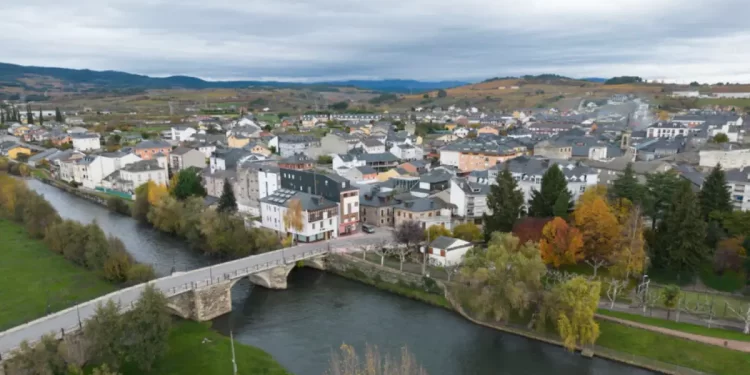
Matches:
[106,196,130,215]
[422,276,441,295]
[126,264,157,285]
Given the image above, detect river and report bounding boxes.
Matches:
[28,180,653,375]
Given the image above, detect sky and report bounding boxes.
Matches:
[2,0,749,83]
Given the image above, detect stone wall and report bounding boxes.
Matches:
[166,280,234,321]
[326,254,428,287]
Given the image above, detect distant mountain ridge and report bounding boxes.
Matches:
[0,62,467,93]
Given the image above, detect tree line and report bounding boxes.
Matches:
[131,170,280,259]
[0,172,155,285]
[5,285,171,375]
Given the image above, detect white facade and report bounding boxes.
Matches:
[646,123,690,138]
[501,168,599,207]
[390,144,422,161]
[198,144,216,158]
[671,91,700,98]
[700,149,750,169]
[332,155,365,174]
[439,149,461,167]
[260,202,339,239]
[708,124,743,143]
[726,178,750,211]
[427,239,472,267]
[357,141,386,154]
[171,127,197,142]
[120,165,169,188]
[82,153,141,189]
[71,135,101,151]
[449,179,489,220]
[258,169,280,202]
[588,146,609,161]
[453,128,470,138]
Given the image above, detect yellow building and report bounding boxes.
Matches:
[8,145,32,160]
[228,135,251,149]
[247,143,271,156]
[444,123,458,131]
[376,169,401,182]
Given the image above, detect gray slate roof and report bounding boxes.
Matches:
[261,188,338,211]
[429,236,472,251]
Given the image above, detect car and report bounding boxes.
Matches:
[362,224,375,233]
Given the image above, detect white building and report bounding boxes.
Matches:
[449,178,489,224]
[390,143,423,161]
[453,127,470,138]
[258,167,281,203]
[699,146,750,169]
[671,91,700,98]
[71,133,101,151]
[439,148,461,167]
[726,168,750,211]
[171,126,197,142]
[646,121,692,139]
[426,236,473,267]
[81,151,141,189]
[260,189,340,243]
[101,158,169,193]
[332,154,366,175]
[356,139,386,154]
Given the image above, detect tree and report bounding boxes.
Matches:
[437,89,448,98]
[644,171,682,229]
[713,237,745,274]
[458,233,546,322]
[84,300,125,369]
[6,335,66,375]
[283,198,304,244]
[171,169,207,200]
[132,183,150,222]
[610,205,646,279]
[217,178,237,213]
[512,217,552,244]
[661,181,708,275]
[571,189,620,276]
[713,133,729,143]
[548,276,601,351]
[394,221,425,271]
[483,166,524,240]
[146,181,168,206]
[107,196,130,215]
[126,264,156,285]
[661,285,681,320]
[103,237,133,283]
[38,107,43,126]
[552,191,570,218]
[611,163,643,205]
[425,224,451,241]
[452,222,482,242]
[148,195,182,234]
[326,343,428,375]
[26,104,34,124]
[125,284,171,371]
[317,155,333,164]
[699,164,732,221]
[23,193,60,238]
[55,107,63,122]
[539,217,584,268]
[528,164,571,218]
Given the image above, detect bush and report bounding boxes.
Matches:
[700,265,745,292]
[422,276,442,295]
[107,196,130,215]
[126,264,156,285]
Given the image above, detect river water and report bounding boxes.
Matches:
[28,180,653,375]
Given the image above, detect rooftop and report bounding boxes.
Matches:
[261,188,338,211]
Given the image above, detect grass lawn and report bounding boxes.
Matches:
[598,309,750,342]
[121,321,290,375]
[649,285,750,320]
[596,320,750,375]
[0,219,116,330]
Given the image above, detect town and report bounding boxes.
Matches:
[2,79,750,375]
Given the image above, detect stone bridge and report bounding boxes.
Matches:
[0,231,390,360]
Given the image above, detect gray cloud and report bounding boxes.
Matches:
[2,0,749,82]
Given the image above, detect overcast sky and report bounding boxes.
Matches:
[2,0,749,83]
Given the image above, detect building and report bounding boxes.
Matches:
[699,144,750,169]
[70,133,101,152]
[228,135,252,149]
[671,90,700,98]
[390,143,423,161]
[210,148,253,172]
[646,121,694,138]
[278,153,315,170]
[170,126,197,142]
[585,159,672,185]
[426,236,473,266]
[235,162,280,216]
[134,140,171,160]
[280,169,360,235]
[393,197,453,230]
[344,165,378,184]
[81,151,141,189]
[449,178,490,224]
[101,159,168,194]
[271,135,321,157]
[356,138,386,154]
[725,168,750,211]
[27,148,61,167]
[0,143,32,160]
[359,186,398,227]
[260,189,340,242]
[170,147,206,171]
[492,156,598,207]
[440,138,526,172]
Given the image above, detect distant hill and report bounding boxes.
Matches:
[0,62,468,94]
[582,77,608,83]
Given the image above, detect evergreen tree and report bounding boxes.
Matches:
[611,163,643,205]
[699,163,732,221]
[483,166,525,240]
[528,164,571,217]
[661,180,707,275]
[1,109,5,124]
[26,104,34,125]
[644,171,682,230]
[553,191,570,218]
[55,107,63,122]
[217,178,237,213]
[38,107,43,126]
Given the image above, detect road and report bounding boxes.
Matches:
[0,229,392,358]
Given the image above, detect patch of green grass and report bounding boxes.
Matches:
[699,265,746,293]
[597,309,750,342]
[596,320,750,375]
[649,285,750,320]
[0,219,116,330]
[121,321,290,375]
[334,266,450,309]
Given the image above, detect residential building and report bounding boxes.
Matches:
[271,135,321,157]
[450,178,490,224]
[699,144,750,169]
[393,197,453,230]
[390,143,423,161]
[426,236,473,266]
[236,161,280,216]
[344,165,378,184]
[318,132,360,155]
[280,169,360,235]
[360,186,398,227]
[278,153,314,170]
[477,125,500,136]
[170,126,197,142]
[134,140,171,160]
[527,122,577,136]
[228,135,252,149]
[440,138,526,172]
[725,168,750,211]
[356,138,386,154]
[81,151,141,189]
[492,156,598,207]
[170,147,206,171]
[634,138,684,161]
[101,159,168,194]
[646,121,694,138]
[71,133,101,152]
[27,148,61,167]
[0,142,31,160]
[210,148,253,172]
[586,159,672,185]
[244,141,272,157]
[261,189,340,242]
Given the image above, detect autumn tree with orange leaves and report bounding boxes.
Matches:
[540,217,584,268]
[572,188,620,276]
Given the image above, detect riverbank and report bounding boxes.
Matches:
[331,252,750,375]
[0,218,289,375]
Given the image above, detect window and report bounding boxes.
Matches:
[312,223,316,229]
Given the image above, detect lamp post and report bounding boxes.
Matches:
[641,274,650,313]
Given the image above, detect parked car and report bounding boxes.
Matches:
[362,224,375,234]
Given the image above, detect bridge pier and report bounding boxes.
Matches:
[303,255,327,271]
[167,279,238,321]
[248,264,296,289]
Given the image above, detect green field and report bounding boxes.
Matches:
[597,319,750,375]
[0,219,116,330]
[598,309,750,342]
[649,285,750,320]
[121,321,290,375]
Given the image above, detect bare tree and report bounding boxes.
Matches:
[393,244,411,271]
[393,221,424,272]
[605,279,628,309]
[726,302,750,334]
[682,295,717,327]
[584,257,608,278]
[372,240,391,267]
[326,343,428,375]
